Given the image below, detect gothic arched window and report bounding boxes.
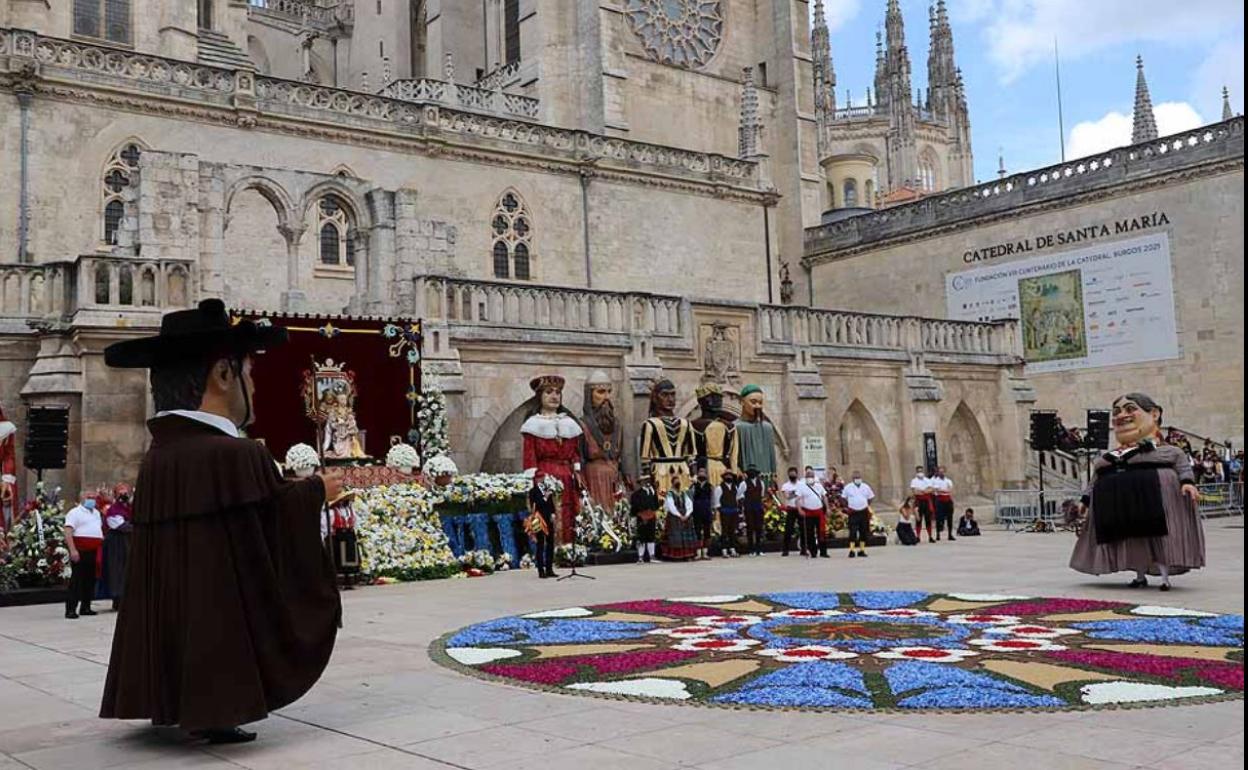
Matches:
[843,178,858,208]
[316,195,356,268]
[864,179,876,208]
[504,0,521,65]
[101,142,142,246]
[74,0,133,45]
[491,190,533,280]
[918,151,940,192]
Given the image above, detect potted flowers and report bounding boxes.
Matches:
[284,443,320,478]
[385,441,421,475]
[424,454,459,487]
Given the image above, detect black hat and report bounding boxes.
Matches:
[104,299,287,369]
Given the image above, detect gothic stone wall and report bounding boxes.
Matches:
[0,98,772,305]
[809,169,1246,444]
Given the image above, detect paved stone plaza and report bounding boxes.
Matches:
[1,523,1242,770]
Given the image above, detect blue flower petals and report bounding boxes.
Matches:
[852,591,931,609]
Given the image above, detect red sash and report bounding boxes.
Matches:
[800,506,824,519]
[72,536,104,578]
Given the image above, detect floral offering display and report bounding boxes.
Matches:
[433,591,1243,712]
[437,472,529,516]
[417,383,451,458]
[352,484,460,581]
[384,442,421,472]
[284,443,320,475]
[555,543,588,567]
[423,454,459,479]
[0,483,70,590]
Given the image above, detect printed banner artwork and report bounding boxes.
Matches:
[946,232,1179,373]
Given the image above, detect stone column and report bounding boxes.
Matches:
[364,189,396,314]
[278,223,307,311]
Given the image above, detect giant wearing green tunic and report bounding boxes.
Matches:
[736,384,777,481]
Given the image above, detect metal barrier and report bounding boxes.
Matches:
[992,489,1068,530]
[1197,483,1244,518]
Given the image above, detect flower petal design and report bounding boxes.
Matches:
[669,595,744,603]
[1079,681,1223,705]
[522,607,593,619]
[946,613,1023,625]
[969,638,1068,653]
[1130,605,1220,618]
[445,647,523,665]
[568,678,692,700]
[694,614,763,628]
[672,638,761,653]
[874,646,979,663]
[766,609,843,619]
[947,593,1033,602]
[983,624,1079,639]
[859,609,938,619]
[647,625,734,639]
[757,645,859,662]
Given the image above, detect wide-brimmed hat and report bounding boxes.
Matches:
[104,299,287,369]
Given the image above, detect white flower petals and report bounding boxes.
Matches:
[522,607,593,619]
[1079,681,1223,705]
[1129,605,1219,618]
[567,678,692,700]
[445,647,522,665]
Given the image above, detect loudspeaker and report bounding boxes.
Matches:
[24,405,70,471]
[1029,410,1059,452]
[1086,410,1111,450]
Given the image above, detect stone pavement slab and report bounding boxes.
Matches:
[1,521,1242,769]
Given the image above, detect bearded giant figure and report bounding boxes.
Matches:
[580,371,623,513]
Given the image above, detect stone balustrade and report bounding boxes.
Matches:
[475,61,521,91]
[0,263,69,319]
[0,30,761,193]
[378,78,541,120]
[807,117,1245,256]
[416,276,690,348]
[758,304,1019,361]
[73,255,195,313]
[247,0,353,30]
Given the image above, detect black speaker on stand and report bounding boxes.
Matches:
[1083,409,1112,485]
[24,405,70,482]
[1028,410,1060,528]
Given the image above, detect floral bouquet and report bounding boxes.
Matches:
[284,443,320,477]
[459,549,497,575]
[417,384,451,458]
[518,553,536,570]
[424,454,459,485]
[385,442,420,473]
[763,496,786,538]
[494,552,513,572]
[538,473,565,499]
[555,543,588,567]
[0,482,70,590]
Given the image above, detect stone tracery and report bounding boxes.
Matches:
[624,0,724,70]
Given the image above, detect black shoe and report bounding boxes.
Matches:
[781,551,789,557]
[948,536,956,541]
[857,550,868,558]
[548,571,562,578]
[1159,583,1171,592]
[539,571,549,579]
[820,551,829,558]
[79,607,97,616]
[848,551,856,558]
[928,537,935,543]
[193,727,257,744]
[1128,577,1148,588]
[65,609,78,619]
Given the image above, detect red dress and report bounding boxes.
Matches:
[522,414,583,544]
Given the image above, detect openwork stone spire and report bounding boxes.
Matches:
[812,0,836,155]
[1132,55,1158,143]
[1223,86,1234,120]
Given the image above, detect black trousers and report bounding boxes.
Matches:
[847,510,870,547]
[636,517,657,543]
[719,510,740,551]
[935,499,955,537]
[782,507,806,554]
[534,511,556,574]
[66,549,97,612]
[693,509,714,546]
[802,515,821,556]
[745,505,765,554]
[916,497,935,535]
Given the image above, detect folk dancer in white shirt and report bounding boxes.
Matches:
[712,471,741,557]
[931,466,956,541]
[909,467,936,543]
[779,467,807,556]
[63,498,104,619]
[842,473,875,558]
[794,469,829,559]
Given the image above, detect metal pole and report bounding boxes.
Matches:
[1054,38,1066,162]
[1038,450,1046,527]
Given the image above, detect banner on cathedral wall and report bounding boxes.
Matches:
[945,231,1179,374]
[801,436,827,475]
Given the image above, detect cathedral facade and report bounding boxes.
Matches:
[2,1,1031,502]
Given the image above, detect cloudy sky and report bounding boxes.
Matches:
[816,0,1244,183]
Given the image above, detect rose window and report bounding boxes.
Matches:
[624,0,724,70]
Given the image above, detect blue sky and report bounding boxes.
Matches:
[816,0,1245,183]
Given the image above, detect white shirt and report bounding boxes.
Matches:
[794,478,827,510]
[65,505,103,539]
[712,485,740,509]
[664,492,693,519]
[909,475,932,495]
[155,409,240,438]
[843,481,875,511]
[931,476,954,496]
[779,480,800,507]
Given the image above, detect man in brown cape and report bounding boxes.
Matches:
[99,299,343,744]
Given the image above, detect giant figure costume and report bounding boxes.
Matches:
[99,300,339,736]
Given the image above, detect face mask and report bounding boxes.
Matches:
[84,499,96,510]
[853,478,862,484]
[788,474,798,481]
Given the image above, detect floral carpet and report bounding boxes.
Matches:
[431,591,1244,711]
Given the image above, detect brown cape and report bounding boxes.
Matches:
[100,415,340,730]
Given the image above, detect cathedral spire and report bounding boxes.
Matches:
[811,0,836,126]
[1132,55,1158,143]
[928,0,957,122]
[1223,86,1233,120]
[873,29,887,112]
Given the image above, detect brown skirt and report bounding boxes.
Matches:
[1070,471,1206,576]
